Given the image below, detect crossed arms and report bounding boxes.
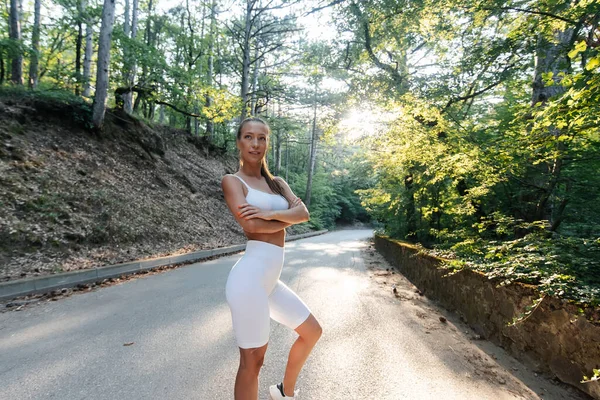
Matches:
[221,175,310,234]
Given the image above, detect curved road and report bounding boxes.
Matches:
[0,230,587,399]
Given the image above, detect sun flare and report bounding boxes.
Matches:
[337,106,395,142]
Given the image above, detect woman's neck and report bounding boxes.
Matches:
[239,163,262,179]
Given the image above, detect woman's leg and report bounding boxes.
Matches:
[281,314,322,396]
[235,343,268,400]
[268,280,321,397]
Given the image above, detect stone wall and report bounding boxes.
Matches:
[375,235,600,399]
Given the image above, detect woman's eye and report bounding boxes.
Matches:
[259,137,266,141]
[245,135,251,139]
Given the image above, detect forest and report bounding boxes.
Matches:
[1,0,599,318]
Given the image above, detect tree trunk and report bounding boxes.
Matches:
[131,0,139,38]
[124,0,130,37]
[122,0,138,113]
[274,129,282,175]
[75,15,83,95]
[240,0,253,120]
[9,0,23,85]
[159,103,165,123]
[185,115,192,133]
[194,104,200,135]
[250,45,260,115]
[28,0,41,88]
[205,0,216,139]
[305,90,318,206]
[122,0,131,110]
[0,54,5,85]
[82,3,94,97]
[285,137,289,181]
[531,29,573,223]
[145,0,154,47]
[531,31,572,106]
[148,102,155,120]
[133,91,142,111]
[92,0,117,129]
[404,173,417,240]
[275,101,282,174]
[138,0,153,114]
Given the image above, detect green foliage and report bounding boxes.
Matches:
[0,84,85,105]
[0,85,93,128]
[0,37,25,58]
[444,230,600,305]
[337,0,600,308]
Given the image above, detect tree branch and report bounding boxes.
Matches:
[354,4,405,90]
[304,0,347,16]
[251,43,285,64]
[155,100,202,118]
[442,62,517,112]
[483,7,578,25]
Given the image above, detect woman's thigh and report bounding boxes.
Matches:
[268,280,312,330]
[227,285,271,349]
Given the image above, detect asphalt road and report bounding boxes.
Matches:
[0,230,588,400]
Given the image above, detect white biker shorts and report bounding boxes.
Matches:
[225,240,311,349]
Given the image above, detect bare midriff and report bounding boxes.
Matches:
[245,229,286,248]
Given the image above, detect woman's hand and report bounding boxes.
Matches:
[290,197,303,208]
[237,197,303,221]
[237,203,273,220]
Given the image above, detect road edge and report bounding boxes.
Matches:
[0,230,329,301]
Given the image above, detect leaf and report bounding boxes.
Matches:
[568,41,587,59]
[585,57,599,71]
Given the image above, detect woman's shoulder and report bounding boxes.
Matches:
[221,174,242,190]
[222,173,241,181]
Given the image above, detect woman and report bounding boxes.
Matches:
[221,117,322,400]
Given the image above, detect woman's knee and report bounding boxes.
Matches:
[315,320,323,339]
[239,346,267,374]
[311,320,323,342]
[297,314,322,344]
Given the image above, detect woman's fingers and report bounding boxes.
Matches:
[239,208,258,218]
[291,197,303,207]
[238,204,261,219]
[244,212,263,220]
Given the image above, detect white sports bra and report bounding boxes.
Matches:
[232,175,289,211]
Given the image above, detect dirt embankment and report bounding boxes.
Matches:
[0,97,311,282]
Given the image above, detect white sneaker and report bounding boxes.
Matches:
[269,383,298,399]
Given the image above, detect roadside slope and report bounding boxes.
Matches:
[0,95,310,281]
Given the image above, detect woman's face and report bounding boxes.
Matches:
[237,121,269,164]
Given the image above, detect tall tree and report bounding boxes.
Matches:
[530,28,574,226]
[75,0,85,94]
[205,0,217,139]
[230,0,298,120]
[9,0,22,84]
[28,0,42,88]
[92,0,117,129]
[82,0,94,97]
[305,84,318,206]
[123,0,139,112]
